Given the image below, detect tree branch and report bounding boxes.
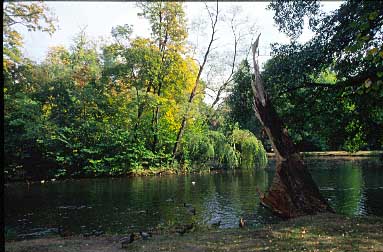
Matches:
[172,0,219,160]
[276,70,379,96]
[210,10,240,109]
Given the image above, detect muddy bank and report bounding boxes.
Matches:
[5,213,383,252]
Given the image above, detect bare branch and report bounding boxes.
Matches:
[205,92,215,99]
[172,0,220,160]
[209,8,240,109]
[191,57,202,67]
[204,2,215,29]
[205,86,217,93]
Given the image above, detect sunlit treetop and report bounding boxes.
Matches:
[137,2,188,51]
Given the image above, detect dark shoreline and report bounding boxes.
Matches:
[5,151,382,185]
[3,167,238,186]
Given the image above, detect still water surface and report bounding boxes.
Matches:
[4,158,383,238]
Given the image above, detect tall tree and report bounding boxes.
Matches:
[208,5,257,110]
[251,0,383,217]
[138,2,188,152]
[172,2,219,160]
[4,2,57,179]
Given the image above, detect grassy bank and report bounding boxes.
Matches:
[5,213,383,252]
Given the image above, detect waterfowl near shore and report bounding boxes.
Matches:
[176,228,187,236]
[239,217,246,228]
[120,233,135,248]
[92,230,104,236]
[139,231,152,240]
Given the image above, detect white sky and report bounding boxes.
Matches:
[18,1,341,63]
[14,1,341,104]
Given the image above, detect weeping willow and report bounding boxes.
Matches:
[207,131,228,163]
[231,129,268,169]
[185,132,215,162]
[184,128,267,169]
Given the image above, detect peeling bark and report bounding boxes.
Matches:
[251,34,333,218]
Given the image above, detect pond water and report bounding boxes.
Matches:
[4,157,383,239]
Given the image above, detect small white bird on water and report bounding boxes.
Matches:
[191,181,196,185]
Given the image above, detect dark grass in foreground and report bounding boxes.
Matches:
[5,214,383,252]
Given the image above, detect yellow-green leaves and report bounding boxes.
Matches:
[137,2,187,50]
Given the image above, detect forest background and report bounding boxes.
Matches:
[4,1,382,181]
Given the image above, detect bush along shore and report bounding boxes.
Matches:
[5,127,268,183]
[7,149,383,184]
[5,213,383,252]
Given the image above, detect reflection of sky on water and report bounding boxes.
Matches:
[4,158,383,239]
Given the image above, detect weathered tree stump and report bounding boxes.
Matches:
[251,34,333,218]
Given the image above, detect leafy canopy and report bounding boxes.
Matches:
[264,0,383,151]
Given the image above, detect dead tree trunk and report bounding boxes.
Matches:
[251,34,333,218]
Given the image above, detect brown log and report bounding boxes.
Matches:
[251,34,333,218]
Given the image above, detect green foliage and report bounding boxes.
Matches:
[267,1,321,40]
[343,120,367,153]
[263,1,383,152]
[207,131,228,163]
[231,128,268,169]
[4,90,47,179]
[9,1,381,181]
[111,24,133,44]
[223,144,240,169]
[226,60,263,137]
[3,3,58,179]
[225,60,270,150]
[184,128,267,170]
[185,131,215,163]
[3,2,218,180]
